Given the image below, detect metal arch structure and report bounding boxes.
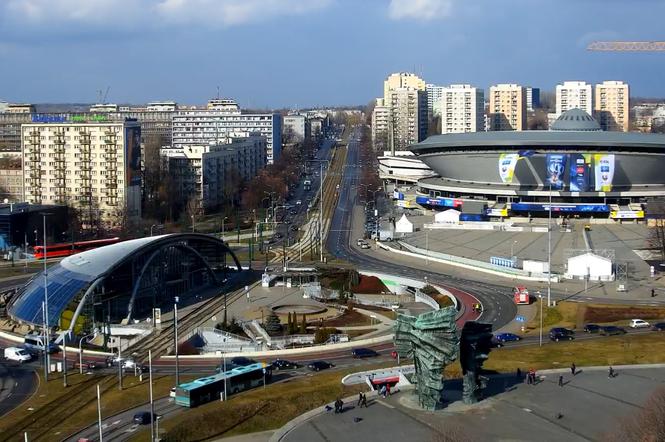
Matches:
[587,41,665,52]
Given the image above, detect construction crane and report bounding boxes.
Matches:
[96,86,110,104]
[587,41,665,51]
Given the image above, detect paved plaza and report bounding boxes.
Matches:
[281,366,665,442]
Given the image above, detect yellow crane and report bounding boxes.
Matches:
[587,41,665,51]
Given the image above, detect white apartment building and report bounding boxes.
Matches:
[595,81,629,132]
[21,120,142,227]
[434,84,485,134]
[386,88,427,150]
[161,135,266,211]
[146,101,177,112]
[283,114,307,142]
[489,84,527,131]
[172,110,281,164]
[371,98,390,150]
[206,99,240,112]
[426,84,444,118]
[556,81,593,116]
[383,72,426,98]
[89,104,119,113]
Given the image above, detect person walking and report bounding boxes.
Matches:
[608,366,615,378]
[357,391,363,406]
[516,367,522,381]
[571,363,576,376]
[360,393,368,408]
[558,375,564,387]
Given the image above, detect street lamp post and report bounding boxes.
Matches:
[62,332,68,387]
[538,291,543,347]
[150,224,157,237]
[547,185,552,307]
[221,216,228,242]
[426,230,429,265]
[79,333,95,374]
[97,384,103,442]
[41,213,51,381]
[511,240,517,259]
[174,297,180,386]
[191,215,195,233]
[149,349,155,442]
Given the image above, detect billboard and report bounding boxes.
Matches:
[594,154,615,192]
[416,196,463,208]
[498,154,519,184]
[545,154,567,190]
[569,154,591,192]
[511,203,610,213]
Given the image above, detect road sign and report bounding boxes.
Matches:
[515,315,526,322]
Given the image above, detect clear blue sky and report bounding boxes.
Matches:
[1,0,664,108]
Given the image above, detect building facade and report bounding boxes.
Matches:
[386,88,428,150]
[161,135,266,211]
[556,81,593,116]
[434,84,485,134]
[383,72,426,99]
[21,120,142,228]
[526,87,540,112]
[595,81,629,132]
[426,84,444,118]
[172,110,281,164]
[371,98,390,150]
[283,114,307,142]
[489,84,527,131]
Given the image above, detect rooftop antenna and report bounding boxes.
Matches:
[216,85,221,100]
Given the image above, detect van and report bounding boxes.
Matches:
[23,333,58,354]
[4,347,32,363]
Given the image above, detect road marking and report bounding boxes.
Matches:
[112,419,121,425]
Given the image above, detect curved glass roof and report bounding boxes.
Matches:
[551,109,601,131]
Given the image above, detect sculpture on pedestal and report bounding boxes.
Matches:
[394,307,458,410]
[460,321,494,404]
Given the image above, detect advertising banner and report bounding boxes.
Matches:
[545,154,567,189]
[396,200,413,208]
[486,208,508,217]
[610,210,644,219]
[511,203,610,213]
[569,153,591,192]
[498,154,519,184]
[415,196,463,208]
[594,154,615,192]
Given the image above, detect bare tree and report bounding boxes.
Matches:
[605,387,665,442]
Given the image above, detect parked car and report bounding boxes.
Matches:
[629,319,650,329]
[360,242,371,249]
[652,322,665,331]
[4,347,32,363]
[351,348,378,358]
[170,387,176,398]
[583,324,601,333]
[271,359,299,370]
[132,411,153,425]
[230,357,256,367]
[356,239,365,246]
[494,333,522,343]
[600,326,627,336]
[307,361,334,371]
[296,200,302,205]
[549,328,575,342]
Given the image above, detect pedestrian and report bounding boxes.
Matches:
[558,375,564,387]
[361,393,368,408]
[386,383,391,396]
[516,367,522,381]
[357,391,363,406]
[571,363,576,376]
[608,366,614,379]
[380,384,387,398]
[652,288,656,298]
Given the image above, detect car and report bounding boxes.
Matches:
[600,326,627,336]
[549,330,574,342]
[494,333,522,343]
[273,233,283,240]
[351,348,378,358]
[230,356,256,368]
[170,387,176,398]
[296,200,302,205]
[652,322,665,331]
[4,347,31,363]
[307,360,334,371]
[133,411,153,425]
[360,242,371,249]
[550,327,575,336]
[290,225,299,232]
[583,324,601,333]
[271,359,299,370]
[629,319,650,329]
[289,209,297,216]
[356,239,365,246]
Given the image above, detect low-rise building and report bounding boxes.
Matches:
[283,114,307,142]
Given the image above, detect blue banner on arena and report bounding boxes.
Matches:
[511,203,609,213]
[546,153,567,190]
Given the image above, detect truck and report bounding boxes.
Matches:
[303,180,312,191]
[4,347,31,363]
[512,286,530,305]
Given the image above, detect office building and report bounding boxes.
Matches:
[146,101,177,112]
[526,87,540,111]
[595,81,629,132]
[21,119,142,228]
[172,110,281,164]
[434,84,485,134]
[161,135,266,211]
[383,72,426,99]
[489,84,527,131]
[6,104,35,114]
[207,99,240,112]
[556,81,593,116]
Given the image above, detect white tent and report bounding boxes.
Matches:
[434,209,461,224]
[395,214,413,233]
[567,253,613,280]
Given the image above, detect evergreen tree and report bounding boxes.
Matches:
[265,311,282,335]
[299,314,307,334]
[287,312,293,334]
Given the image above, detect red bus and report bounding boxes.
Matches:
[34,237,122,260]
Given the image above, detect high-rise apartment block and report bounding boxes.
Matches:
[556,81,593,116]
[434,84,485,134]
[595,81,629,132]
[161,135,266,211]
[21,120,142,227]
[371,98,390,149]
[383,72,426,99]
[426,84,444,118]
[526,87,540,111]
[489,84,526,131]
[172,110,281,164]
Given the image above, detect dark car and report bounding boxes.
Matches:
[584,324,601,333]
[549,330,574,342]
[550,327,575,336]
[133,411,153,425]
[351,348,378,358]
[272,359,299,370]
[307,360,334,371]
[652,322,665,331]
[600,326,627,336]
[494,333,522,343]
[231,357,256,367]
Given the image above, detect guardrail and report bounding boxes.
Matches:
[414,288,439,311]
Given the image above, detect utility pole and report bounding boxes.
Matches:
[42,213,51,381]
[97,384,103,442]
[149,350,155,442]
[174,298,180,386]
[62,332,68,387]
[319,162,323,263]
[548,185,552,307]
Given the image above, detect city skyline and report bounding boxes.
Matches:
[1,0,665,107]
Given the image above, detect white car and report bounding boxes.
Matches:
[296,200,302,205]
[629,319,650,329]
[170,387,177,398]
[4,347,31,363]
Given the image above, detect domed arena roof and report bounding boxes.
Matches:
[551,108,601,132]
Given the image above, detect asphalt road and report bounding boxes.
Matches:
[0,362,38,417]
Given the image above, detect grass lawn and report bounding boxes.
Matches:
[320,309,372,327]
[0,371,189,441]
